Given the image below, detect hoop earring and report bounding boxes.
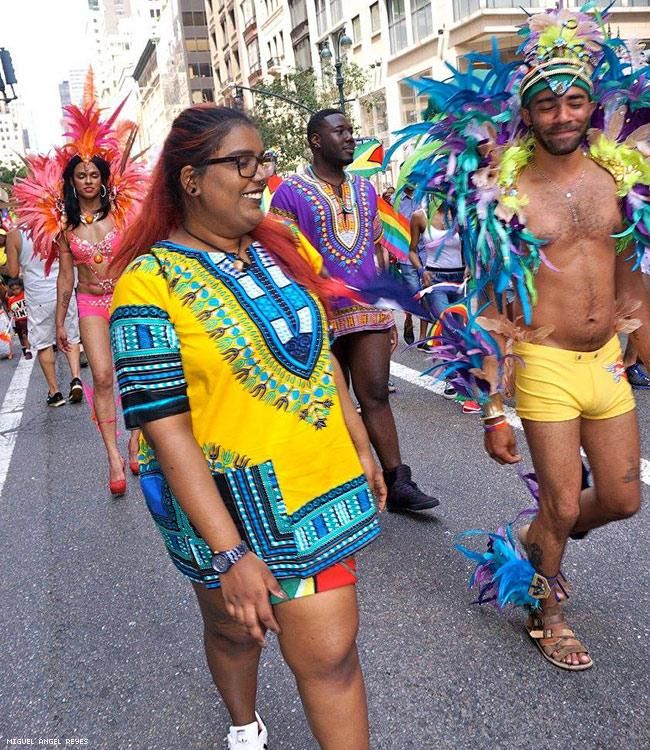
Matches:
[72,186,77,199]
[100,184,107,198]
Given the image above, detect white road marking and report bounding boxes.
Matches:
[390,360,650,486]
[0,357,35,498]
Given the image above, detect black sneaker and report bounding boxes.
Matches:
[443,382,457,399]
[79,349,89,368]
[69,377,83,403]
[626,363,650,389]
[388,379,397,394]
[22,348,33,360]
[47,391,66,407]
[385,464,439,512]
[403,320,415,345]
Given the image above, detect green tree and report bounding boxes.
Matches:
[0,159,26,185]
[248,63,370,174]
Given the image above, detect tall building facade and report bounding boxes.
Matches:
[0,100,26,167]
[86,0,215,156]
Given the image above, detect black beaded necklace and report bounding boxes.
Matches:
[181,225,251,271]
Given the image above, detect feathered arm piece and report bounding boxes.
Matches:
[12,152,67,262]
[588,68,650,269]
[387,45,551,326]
[109,150,148,232]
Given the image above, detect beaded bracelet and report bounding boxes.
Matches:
[483,419,509,433]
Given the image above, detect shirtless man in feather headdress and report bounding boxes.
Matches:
[477,12,650,670]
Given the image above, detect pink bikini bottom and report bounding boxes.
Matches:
[76,291,113,322]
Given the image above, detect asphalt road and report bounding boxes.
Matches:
[0,330,648,750]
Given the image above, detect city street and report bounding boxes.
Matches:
[1,329,648,750]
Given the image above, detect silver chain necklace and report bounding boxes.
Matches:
[533,158,586,224]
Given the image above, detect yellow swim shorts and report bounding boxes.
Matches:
[513,335,635,422]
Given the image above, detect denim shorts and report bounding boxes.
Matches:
[398,263,421,296]
[425,268,464,316]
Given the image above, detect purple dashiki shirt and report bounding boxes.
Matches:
[270,167,394,337]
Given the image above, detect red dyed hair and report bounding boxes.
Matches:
[112,104,346,313]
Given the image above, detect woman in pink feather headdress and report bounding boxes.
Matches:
[14,79,148,498]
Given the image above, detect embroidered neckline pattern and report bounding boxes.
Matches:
[143,242,337,429]
[287,171,373,270]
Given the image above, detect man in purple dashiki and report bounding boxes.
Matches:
[271,109,438,513]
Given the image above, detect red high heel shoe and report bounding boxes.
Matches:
[128,431,140,476]
[109,460,127,497]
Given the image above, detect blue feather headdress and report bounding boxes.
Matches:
[387,2,650,399]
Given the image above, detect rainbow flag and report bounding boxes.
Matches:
[377,196,410,262]
[261,174,284,214]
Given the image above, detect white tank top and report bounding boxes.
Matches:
[18,231,58,305]
[422,225,463,270]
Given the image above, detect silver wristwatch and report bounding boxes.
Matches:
[210,540,249,574]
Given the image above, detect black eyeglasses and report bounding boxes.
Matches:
[199,152,276,178]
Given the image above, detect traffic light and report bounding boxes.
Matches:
[0,49,16,85]
[0,48,17,102]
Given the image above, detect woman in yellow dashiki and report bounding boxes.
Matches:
[110,105,386,750]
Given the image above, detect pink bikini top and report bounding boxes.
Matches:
[68,229,119,267]
[68,229,120,293]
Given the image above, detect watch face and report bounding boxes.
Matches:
[211,552,230,574]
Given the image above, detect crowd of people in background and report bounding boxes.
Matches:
[2,2,650,738]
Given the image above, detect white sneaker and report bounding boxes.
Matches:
[226,712,268,749]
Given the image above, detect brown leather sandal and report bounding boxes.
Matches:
[527,609,593,671]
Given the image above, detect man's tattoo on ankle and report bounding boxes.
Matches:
[622,461,640,484]
[527,542,543,571]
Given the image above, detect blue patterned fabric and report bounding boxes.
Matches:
[139,452,380,586]
[110,305,189,428]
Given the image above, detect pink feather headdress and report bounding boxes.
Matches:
[13,69,147,266]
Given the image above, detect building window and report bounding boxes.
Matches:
[360,90,388,139]
[329,0,343,24]
[387,0,407,54]
[370,2,380,34]
[453,0,540,19]
[247,39,261,70]
[186,37,210,51]
[293,36,312,70]
[289,0,308,28]
[352,15,361,44]
[412,0,432,43]
[315,0,327,37]
[182,11,206,26]
[192,88,215,103]
[189,62,213,78]
[399,77,428,125]
[240,0,255,25]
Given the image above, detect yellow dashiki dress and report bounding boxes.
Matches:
[110,240,380,589]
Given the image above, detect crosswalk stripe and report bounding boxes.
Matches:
[0,357,35,499]
[390,360,649,486]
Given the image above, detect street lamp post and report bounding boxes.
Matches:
[319,28,353,114]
